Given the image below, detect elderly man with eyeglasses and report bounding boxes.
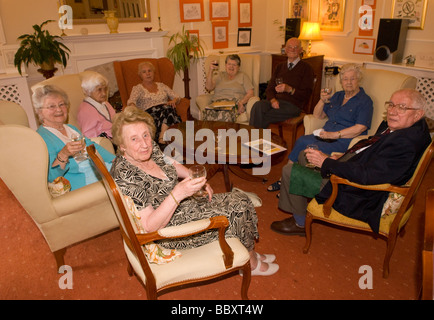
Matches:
[249,37,315,129]
[271,88,431,235]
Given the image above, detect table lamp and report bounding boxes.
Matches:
[298,22,322,57]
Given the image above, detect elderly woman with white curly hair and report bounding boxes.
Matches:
[77,71,116,139]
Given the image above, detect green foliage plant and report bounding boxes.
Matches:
[14,20,70,75]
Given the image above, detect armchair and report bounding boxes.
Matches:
[303,141,434,278]
[303,68,417,147]
[87,144,251,300]
[421,188,434,300]
[0,100,30,127]
[113,57,191,122]
[0,125,119,270]
[195,54,261,124]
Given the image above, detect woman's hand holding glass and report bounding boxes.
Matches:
[70,133,88,161]
[321,88,333,103]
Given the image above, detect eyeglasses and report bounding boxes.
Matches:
[286,45,300,50]
[41,102,68,111]
[341,77,356,82]
[384,101,419,114]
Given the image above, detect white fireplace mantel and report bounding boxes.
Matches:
[60,31,169,74]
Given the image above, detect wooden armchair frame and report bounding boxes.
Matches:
[87,145,251,299]
[421,188,434,300]
[304,141,434,278]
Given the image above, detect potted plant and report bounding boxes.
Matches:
[166,26,205,99]
[14,20,70,79]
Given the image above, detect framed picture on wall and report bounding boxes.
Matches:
[210,0,231,20]
[392,0,428,29]
[212,20,229,49]
[238,0,252,27]
[187,29,200,51]
[237,28,251,46]
[318,0,346,31]
[353,37,375,55]
[288,0,310,20]
[362,0,376,9]
[179,0,204,23]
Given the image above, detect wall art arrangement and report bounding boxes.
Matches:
[180,0,253,50]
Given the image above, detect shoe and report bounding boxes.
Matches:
[251,260,279,276]
[270,217,306,236]
[267,179,281,192]
[255,252,276,263]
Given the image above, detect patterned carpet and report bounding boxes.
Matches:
[1,130,433,301]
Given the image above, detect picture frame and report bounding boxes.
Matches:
[288,0,310,20]
[237,28,251,47]
[187,29,200,51]
[318,0,346,31]
[358,5,375,36]
[212,20,228,49]
[353,37,376,55]
[210,0,231,21]
[179,0,204,23]
[392,0,428,30]
[238,0,252,27]
[362,0,376,9]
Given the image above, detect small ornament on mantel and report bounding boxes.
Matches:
[404,55,416,66]
[158,0,163,31]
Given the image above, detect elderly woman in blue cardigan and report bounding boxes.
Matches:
[33,85,115,191]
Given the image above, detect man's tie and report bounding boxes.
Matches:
[338,128,391,162]
[288,62,294,70]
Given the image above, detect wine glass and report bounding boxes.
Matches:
[188,164,207,199]
[305,144,319,168]
[275,77,283,85]
[322,87,332,103]
[70,133,88,161]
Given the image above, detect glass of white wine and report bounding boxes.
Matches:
[71,133,88,161]
[305,144,319,168]
[188,164,207,199]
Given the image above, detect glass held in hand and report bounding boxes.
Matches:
[322,87,332,103]
[305,144,319,168]
[188,164,207,199]
[275,77,284,85]
[70,133,88,161]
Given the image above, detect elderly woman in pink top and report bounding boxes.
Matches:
[77,71,116,139]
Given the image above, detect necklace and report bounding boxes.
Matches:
[43,124,65,131]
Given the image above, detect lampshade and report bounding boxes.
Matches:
[298,22,323,41]
[298,22,322,56]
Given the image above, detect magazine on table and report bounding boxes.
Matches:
[243,139,287,155]
[205,100,236,110]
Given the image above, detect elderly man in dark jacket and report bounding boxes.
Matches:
[272,88,431,234]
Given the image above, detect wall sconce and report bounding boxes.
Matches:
[298,22,322,57]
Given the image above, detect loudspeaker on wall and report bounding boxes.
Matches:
[285,18,301,43]
[374,19,409,64]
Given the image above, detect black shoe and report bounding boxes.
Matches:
[270,217,305,236]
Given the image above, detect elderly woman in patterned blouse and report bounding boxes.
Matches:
[127,61,182,147]
[110,106,279,276]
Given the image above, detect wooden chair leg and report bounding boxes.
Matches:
[383,233,398,278]
[53,248,66,272]
[303,212,314,254]
[240,263,251,300]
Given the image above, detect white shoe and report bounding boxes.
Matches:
[256,252,276,263]
[251,260,279,276]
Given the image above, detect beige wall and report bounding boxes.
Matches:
[1,0,433,75]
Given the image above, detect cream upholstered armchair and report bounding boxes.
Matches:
[0,124,119,270]
[195,54,261,124]
[0,100,30,126]
[303,68,417,147]
[87,144,251,300]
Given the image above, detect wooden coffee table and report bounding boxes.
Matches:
[168,120,287,191]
